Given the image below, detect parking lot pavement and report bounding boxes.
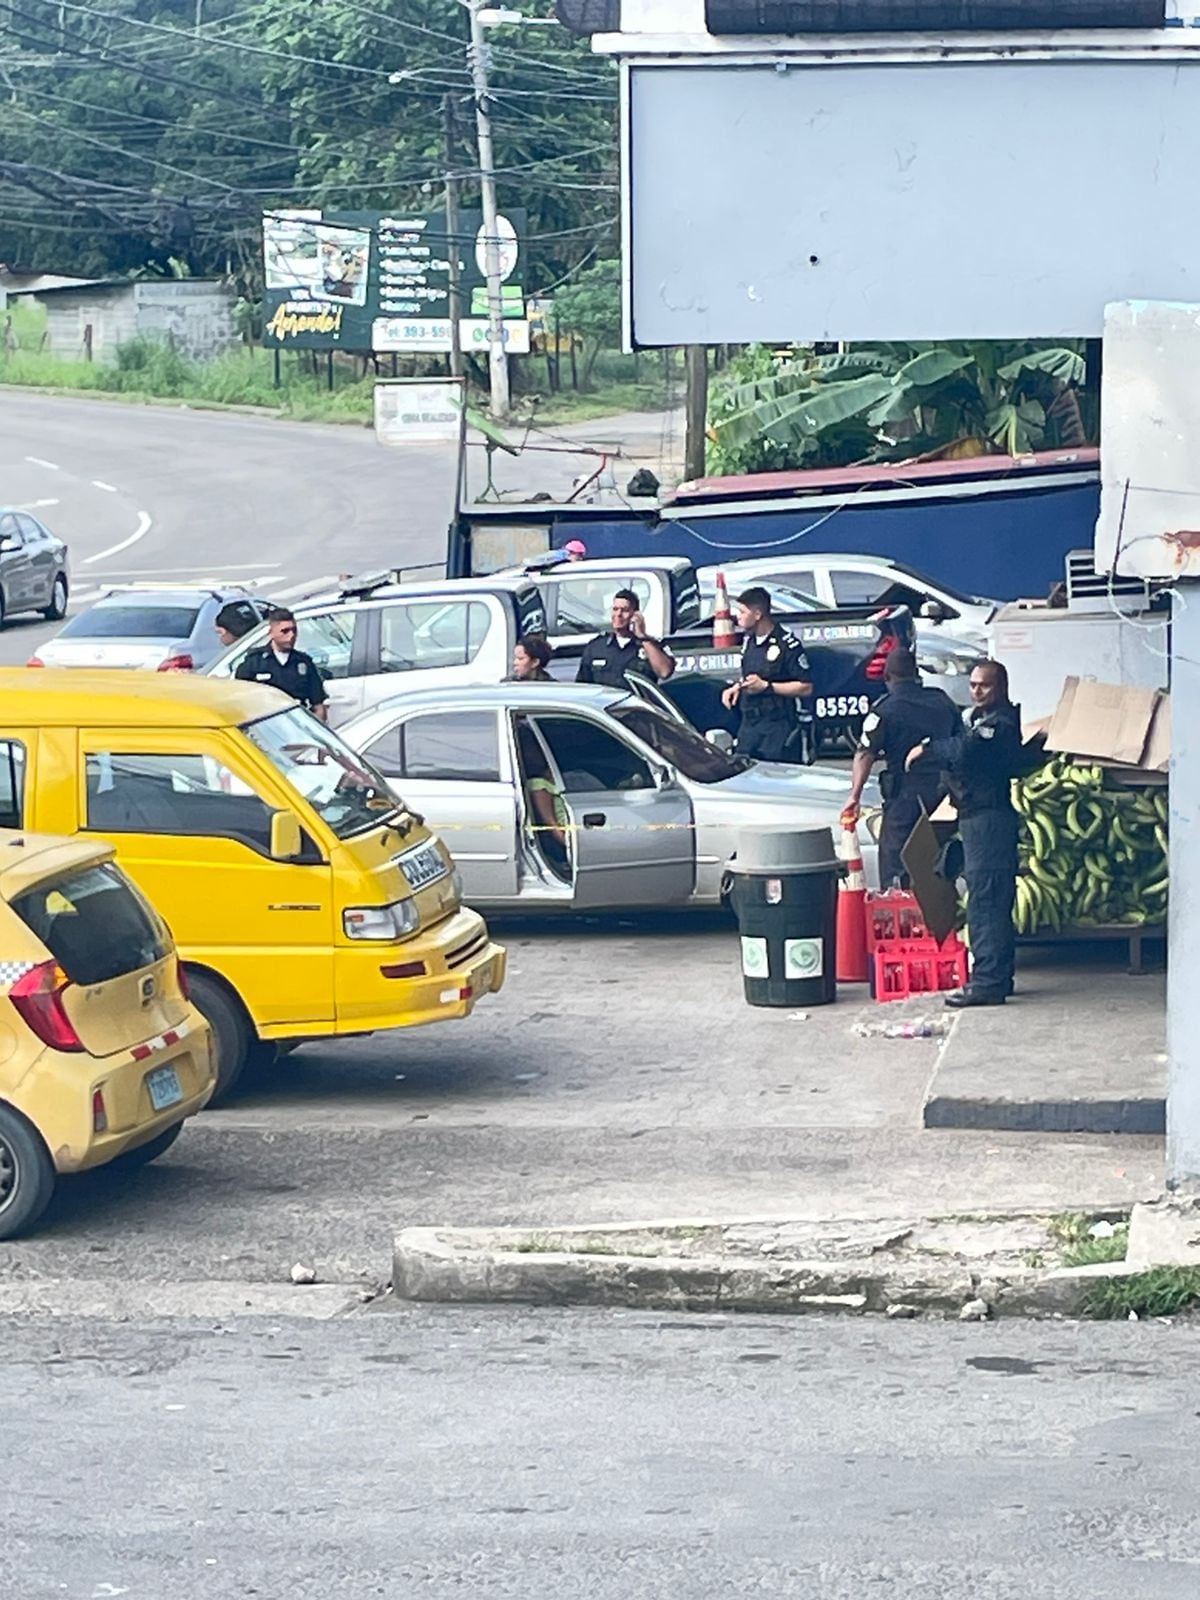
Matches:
[0,915,1163,1296]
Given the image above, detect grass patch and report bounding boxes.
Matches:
[1084,1266,1200,1320]
[1048,1211,1130,1268]
[521,379,678,427]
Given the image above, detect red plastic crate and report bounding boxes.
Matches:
[866,890,930,951]
[873,936,970,1002]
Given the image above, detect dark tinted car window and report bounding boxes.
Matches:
[62,605,202,640]
[12,863,168,985]
[403,712,501,781]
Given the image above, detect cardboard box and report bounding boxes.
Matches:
[1045,676,1170,775]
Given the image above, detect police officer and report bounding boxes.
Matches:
[721,587,813,762]
[842,648,959,889]
[235,606,329,722]
[576,588,675,689]
[907,659,1024,1009]
[214,599,261,650]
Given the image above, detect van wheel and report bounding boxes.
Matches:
[0,1104,55,1240]
[186,970,252,1103]
[42,573,68,621]
[112,1122,183,1170]
[0,589,7,631]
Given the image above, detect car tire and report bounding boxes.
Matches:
[0,1103,56,1241]
[186,969,253,1103]
[111,1122,184,1170]
[42,573,68,621]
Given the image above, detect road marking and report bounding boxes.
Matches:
[13,498,59,512]
[97,563,282,575]
[91,479,117,493]
[24,455,59,471]
[83,510,153,565]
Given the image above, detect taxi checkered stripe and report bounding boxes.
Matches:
[0,959,37,987]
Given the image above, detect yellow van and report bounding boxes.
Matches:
[0,671,506,1098]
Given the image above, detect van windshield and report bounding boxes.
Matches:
[245,708,401,840]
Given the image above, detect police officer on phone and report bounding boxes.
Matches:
[842,648,959,889]
[721,587,813,763]
[576,587,675,690]
[235,606,329,722]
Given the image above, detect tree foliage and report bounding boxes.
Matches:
[707,341,1095,476]
[0,1,617,291]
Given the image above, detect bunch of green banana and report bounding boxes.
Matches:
[1011,755,1168,934]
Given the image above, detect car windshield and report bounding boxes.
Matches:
[701,581,820,616]
[244,707,401,840]
[610,703,749,784]
[60,603,201,640]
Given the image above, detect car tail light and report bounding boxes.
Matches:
[176,959,191,1001]
[10,960,84,1052]
[92,1088,108,1133]
[157,654,195,673]
[865,632,898,681]
[26,656,44,668]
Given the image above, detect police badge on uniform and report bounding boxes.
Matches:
[766,644,781,662]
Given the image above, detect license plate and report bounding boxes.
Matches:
[145,1065,183,1112]
[399,841,448,892]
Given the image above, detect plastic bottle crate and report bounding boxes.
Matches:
[873,935,970,1002]
[866,891,929,951]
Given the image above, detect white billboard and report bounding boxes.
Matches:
[625,56,1200,345]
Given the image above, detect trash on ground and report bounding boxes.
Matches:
[853,1016,950,1040]
[289,1262,318,1285]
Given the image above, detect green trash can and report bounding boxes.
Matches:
[729,827,842,1008]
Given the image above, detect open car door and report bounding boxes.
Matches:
[529,712,695,910]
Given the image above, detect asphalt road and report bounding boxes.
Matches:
[3,1307,1198,1599]
[0,390,678,665]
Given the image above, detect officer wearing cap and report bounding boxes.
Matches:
[235,606,329,722]
[214,599,260,649]
[576,587,675,690]
[721,587,813,762]
[842,648,960,889]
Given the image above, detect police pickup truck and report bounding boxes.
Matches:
[527,553,922,756]
[207,558,924,752]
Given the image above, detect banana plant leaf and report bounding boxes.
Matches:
[714,372,893,451]
[996,348,1086,385]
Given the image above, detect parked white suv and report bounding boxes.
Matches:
[700,554,998,652]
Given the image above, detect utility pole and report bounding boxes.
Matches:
[467,0,510,420]
[443,93,464,381]
[685,345,708,481]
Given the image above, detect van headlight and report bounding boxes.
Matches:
[343,899,420,940]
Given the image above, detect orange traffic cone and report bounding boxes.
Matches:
[836,822,870,983]
[713,571,736,648]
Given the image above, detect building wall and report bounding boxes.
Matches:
[132,281,237,361]
[41,287,138,362]
[37,281,237,363]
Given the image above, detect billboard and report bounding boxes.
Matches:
[625,57,1200,345]
[262,207,527,351]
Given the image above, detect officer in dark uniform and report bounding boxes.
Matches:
[842,648,960,888]
[721,587,813,762]
[234,606,329,722]
[907,658,1025,1008]
[576,587,675,690]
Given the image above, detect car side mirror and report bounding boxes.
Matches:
[270,810,303,861]
[706,728,734,754]
[920,600,948,622]
[0,538,19,555]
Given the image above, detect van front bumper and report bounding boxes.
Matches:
[323,905,507,1034]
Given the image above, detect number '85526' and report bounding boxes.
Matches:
[815,694,872,720]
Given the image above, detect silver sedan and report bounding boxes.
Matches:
[0,507,69,624]
[343,684,879,913]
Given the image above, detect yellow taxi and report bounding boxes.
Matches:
[0,828,214,1239]
[0,670,506,1099]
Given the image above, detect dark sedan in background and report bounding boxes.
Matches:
[0,507,69,625]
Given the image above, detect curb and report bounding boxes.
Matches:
[392,1217,1150,1320]
[923,1092,1165,1136]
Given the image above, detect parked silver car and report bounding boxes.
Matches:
[32,584,275,672]
[0,507,69,625]
[342,684,879,913]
